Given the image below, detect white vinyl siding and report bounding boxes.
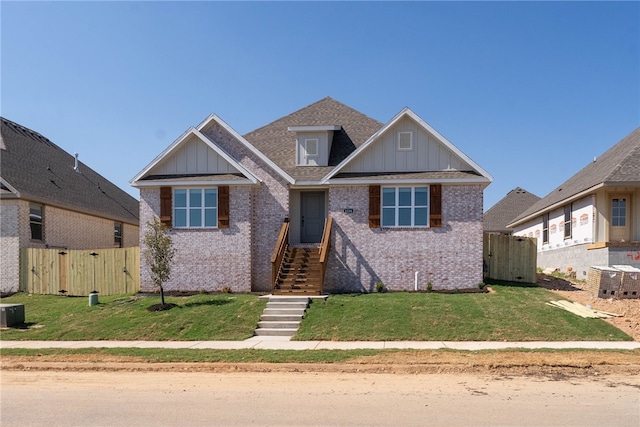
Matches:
[173,188,218,228]
[381,186,429,228]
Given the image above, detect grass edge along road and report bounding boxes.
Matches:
[0,281,632,342]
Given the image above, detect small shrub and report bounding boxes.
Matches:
[478,282,486,290]
[221,286,232,294]
[375,281,385,293]
[426,282,433,292]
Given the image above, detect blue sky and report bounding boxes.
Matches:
[2,1,639,211]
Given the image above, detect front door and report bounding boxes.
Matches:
[300,191,326,243]
[610,195,631,242]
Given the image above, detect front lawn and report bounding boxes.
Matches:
[0,293,266,341]
[0,282,632,342]
[295,283,632,341]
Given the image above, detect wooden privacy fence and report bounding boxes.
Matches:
[20,247,140,296]
[483,234,537,283]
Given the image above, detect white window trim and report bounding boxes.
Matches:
[381,186,429,228]
[398,132,413,151]
[173,187,218,229]
[304,138,319,157]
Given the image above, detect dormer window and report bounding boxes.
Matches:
[398,132,413,151]
[290,125,341,166]
[304,139,318,158]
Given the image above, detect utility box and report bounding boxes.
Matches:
[0,304,25,327]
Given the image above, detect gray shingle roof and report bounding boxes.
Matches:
[510,127,640,226]
[0,117,139,224]
[483,187,540,233]
[243,97,383,182]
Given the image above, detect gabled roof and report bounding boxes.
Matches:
[321,107,493,184]
[509,127,640,227]
[0,117,139,224]
[484,187,540,233]
[135,97,492,188]
[243,97,383,183]
[131,123,260,186]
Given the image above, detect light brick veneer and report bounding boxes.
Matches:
[327,184,484,292]
[0,200,20,293]
[0,198,140,293]
[139,186,252,293]
[201,121,289,292]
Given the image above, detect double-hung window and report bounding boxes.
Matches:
[564,205,572,239]
[29,203,44,241]
[173,188,218,228]
[382,186,429,227]
[114,222,123,247]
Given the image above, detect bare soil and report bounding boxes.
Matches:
[536,273,640,341]
[2,274,639,376]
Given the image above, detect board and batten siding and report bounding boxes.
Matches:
[153,134,240,175]
[296,131,332,166]
[341,117,470,173]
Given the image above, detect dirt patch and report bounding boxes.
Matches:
[536,273,640,341]
[2,350,639,377]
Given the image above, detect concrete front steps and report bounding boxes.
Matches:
[253,296,310,338]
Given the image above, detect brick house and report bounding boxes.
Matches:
[0,118,140,293]
[508,127,640,279]
[131,98,492,294]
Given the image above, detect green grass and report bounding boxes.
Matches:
[0,281,633,342]
[0,293,266,341]
[3,347,637,364]
[294,283,632,341]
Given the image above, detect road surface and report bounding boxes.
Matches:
[1,370,639,426]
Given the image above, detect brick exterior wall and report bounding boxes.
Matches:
[0,199,20,293]
[139,186,253,293]
[326,184,484,292]
[44,205,139,249]
[0,198,140,293]
[201,121,290,292]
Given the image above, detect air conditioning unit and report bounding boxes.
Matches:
[0,304,25,327]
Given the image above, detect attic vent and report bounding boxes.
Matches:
[398,132,413,151]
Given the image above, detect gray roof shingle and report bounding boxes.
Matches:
[243,97,383,182]
[510,127,640,226]
[483,187,540,233]
[1,117,139,224]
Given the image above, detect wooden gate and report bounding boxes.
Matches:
[483,234,537,283]
[20,247,140,296]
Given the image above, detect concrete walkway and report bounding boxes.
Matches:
[1,339,639,351]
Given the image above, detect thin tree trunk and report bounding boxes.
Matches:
[160,286,165,306]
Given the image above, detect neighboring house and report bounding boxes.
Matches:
[508,127,640,279]
[0,117,140,293]
[484,187,540,234]
[131,97,492,294]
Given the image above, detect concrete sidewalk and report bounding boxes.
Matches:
[2,339,639,351]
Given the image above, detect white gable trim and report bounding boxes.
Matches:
[0,177,20,197]
[133,178,256,187]
[130,126,260,187]
[197,114,296,185]
[320,108,493,184]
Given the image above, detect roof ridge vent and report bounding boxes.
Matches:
[74,153,80,173]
